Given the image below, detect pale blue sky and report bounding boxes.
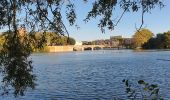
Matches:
[63,0,170,41]
[1,0,169,41]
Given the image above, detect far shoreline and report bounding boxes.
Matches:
[32,48,170,54]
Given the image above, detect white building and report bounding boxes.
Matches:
[75,41,82,46]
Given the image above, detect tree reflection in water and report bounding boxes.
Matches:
[0,32,36,97]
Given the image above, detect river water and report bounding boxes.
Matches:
[1,50,170,100]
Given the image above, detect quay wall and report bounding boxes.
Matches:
[47,46,74,52]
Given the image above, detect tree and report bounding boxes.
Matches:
[67,37,76,45]
[143,33,165,49]
[0,0,164,34]
[164,31,170,48]
[0,0,165,96]
[142,38,157,49]
[0,31,36,96]
[143,31,170,49]
[133,29,153,48]
[119,79,163,100]
[156,33,166,49]
[0,34,5,47]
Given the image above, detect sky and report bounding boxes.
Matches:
[0,0,170,41]
[62,0,170,41]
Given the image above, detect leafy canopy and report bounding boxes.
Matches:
[0,0,164,34]
[143,31,170,49]
[0,0,165,97]
[133,28,153,48]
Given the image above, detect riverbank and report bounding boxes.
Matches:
[34,46,170,53]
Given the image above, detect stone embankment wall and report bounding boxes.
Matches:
[46,45,104,52]
[47,46,74,52]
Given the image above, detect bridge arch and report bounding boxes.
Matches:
[93,46,103,50]
[84,47,93,50]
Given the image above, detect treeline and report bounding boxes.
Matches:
[132,29,170,49]
[0,31,76,51]
[143,31,170,49]
[37,32,76,46]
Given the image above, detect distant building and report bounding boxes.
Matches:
[93,40,105,45]
[75,41,82,46]
[82,35,134,49]
[110,36,122,47]
[123,38,134,48]
[104,39,111,46]
[123,38,133,45]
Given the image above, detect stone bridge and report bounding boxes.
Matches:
[47,45,105,52]
[73,45,105,51]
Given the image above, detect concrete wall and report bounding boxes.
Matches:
[47,46,74,52]
[46,45,104,52]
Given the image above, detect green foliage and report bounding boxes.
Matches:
[85,0,164,32]
[67,37,76,45]
[119,79,164,100]
[0,34,5,47]
[0,33,36,96]
[164,31,170,48]
[1,32,76,52]
[143,31,170,49]
[0,0,165,97]
[133,29,153,48]
[43,32,76,46]
[82,41,93,45]
[0,0,164,33]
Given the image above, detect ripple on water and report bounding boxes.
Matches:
[0,50,170,100]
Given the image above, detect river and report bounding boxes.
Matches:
[1,50,170,100]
